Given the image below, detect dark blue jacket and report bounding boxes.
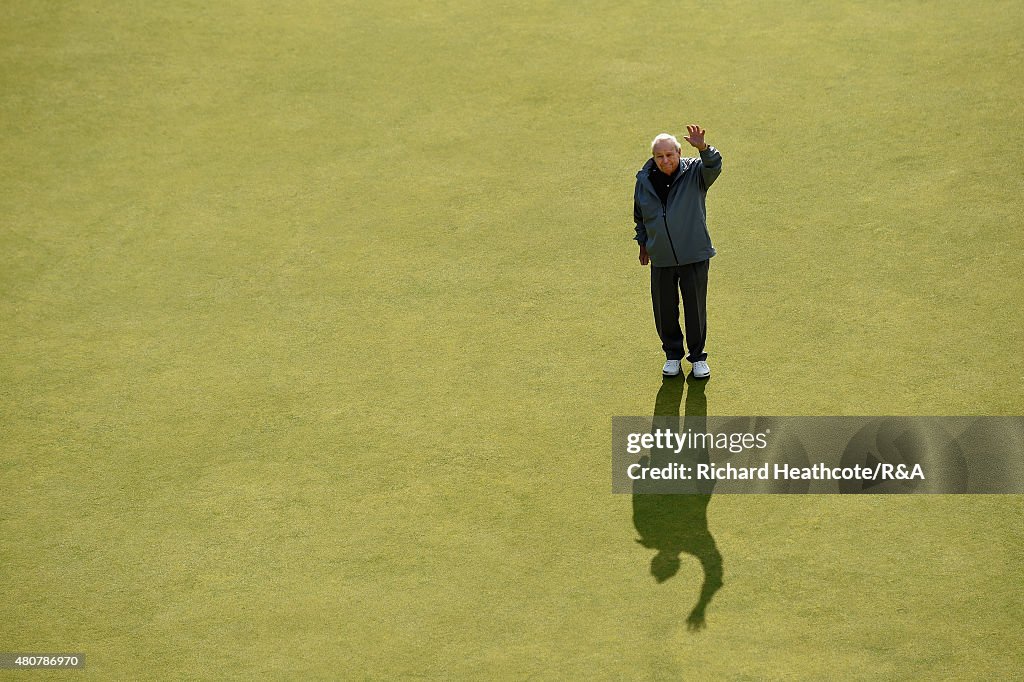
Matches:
[633,146,723,267]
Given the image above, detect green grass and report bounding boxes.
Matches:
[2,0,1023,678]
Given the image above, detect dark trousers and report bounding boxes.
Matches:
[651,260,709,363]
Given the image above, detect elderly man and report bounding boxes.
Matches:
[633,125,723,378]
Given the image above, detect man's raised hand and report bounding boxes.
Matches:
[683,125,707,151]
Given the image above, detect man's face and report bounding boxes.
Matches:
[653,140,681,176]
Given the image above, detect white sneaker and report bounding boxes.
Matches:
[662,359,682,377]
[692,360,711,379]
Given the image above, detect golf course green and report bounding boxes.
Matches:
[3,0,1022,678]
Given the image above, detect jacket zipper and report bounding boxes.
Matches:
[662,214,681,265]
[658,182,681,265]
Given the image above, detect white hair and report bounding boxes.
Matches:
[650,133,681,154]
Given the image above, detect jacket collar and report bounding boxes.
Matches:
[638,156,686,180]
[638,157,686,199]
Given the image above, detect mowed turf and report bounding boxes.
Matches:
[2,0,1023,678]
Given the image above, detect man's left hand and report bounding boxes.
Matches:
[684,125,708,151]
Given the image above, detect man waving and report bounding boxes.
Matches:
[633,125,723,379]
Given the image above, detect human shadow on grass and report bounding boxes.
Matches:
[632,374,723,631]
